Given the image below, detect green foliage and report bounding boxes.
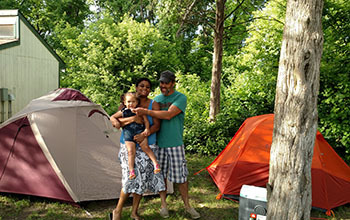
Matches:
[180,0,284,155]
[174,72,247,155]
[61,15,181,114]
[318,0,350,162]
[94,0,158,24]
[1,0,349,163]
[0,0,91,52]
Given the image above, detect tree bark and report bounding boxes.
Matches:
[209,0,225,121]
[267,0,324,219]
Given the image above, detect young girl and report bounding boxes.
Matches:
[115,92,160,179]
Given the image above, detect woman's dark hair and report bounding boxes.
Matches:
[135,77,152,89]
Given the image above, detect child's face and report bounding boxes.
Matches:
[124,95,138,109]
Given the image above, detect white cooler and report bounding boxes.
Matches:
[238,185,267,220]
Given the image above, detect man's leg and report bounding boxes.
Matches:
[159,189,169,218]
[158,147,169,218]
[178,181,200,219]
[178,181,190,209]
[159,190,168,209]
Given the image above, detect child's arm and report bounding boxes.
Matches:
[141,115,151,136]
[110,111,123,129]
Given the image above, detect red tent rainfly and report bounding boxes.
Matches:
[205,114,350,214]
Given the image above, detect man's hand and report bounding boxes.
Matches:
[132,107,148,116]
[134,133,146,143]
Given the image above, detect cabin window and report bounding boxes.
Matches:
[0,24,15,38]
[0,16,19,39]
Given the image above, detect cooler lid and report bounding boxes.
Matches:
[240,185,267,202]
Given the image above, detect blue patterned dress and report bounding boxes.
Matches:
[118,100,166,194]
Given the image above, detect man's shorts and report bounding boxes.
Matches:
[158,145,188,183]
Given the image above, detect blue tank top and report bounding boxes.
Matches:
[120,100,156,145]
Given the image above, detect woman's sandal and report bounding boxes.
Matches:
[129,169,136,179]
[154,164,161,174]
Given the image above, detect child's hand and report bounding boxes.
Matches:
[143,128,151,137]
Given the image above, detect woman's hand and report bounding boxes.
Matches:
[110,117,121,129]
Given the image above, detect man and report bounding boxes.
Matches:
[133,70,200,219]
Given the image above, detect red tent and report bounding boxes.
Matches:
[206,114,350,213]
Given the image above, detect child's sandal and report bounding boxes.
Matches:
[154,164,161,174]
[129,169,136,179]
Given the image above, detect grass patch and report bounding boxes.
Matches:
[0,154,349,219]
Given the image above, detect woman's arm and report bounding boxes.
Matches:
[110,111,122,129]
[110,103,136,128]
[149,101,161,133]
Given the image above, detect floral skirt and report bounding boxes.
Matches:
[118,142,166,195]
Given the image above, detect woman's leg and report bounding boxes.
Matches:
[113,190,130,220]
[130,193,142,219]
[125,141,136,178]
[139,139,160,172]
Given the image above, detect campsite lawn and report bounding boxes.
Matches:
[0,154,349,220]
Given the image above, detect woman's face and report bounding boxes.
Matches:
[136,80,151,98]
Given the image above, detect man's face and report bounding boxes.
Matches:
[160,81,174,96]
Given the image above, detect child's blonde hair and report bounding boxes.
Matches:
[121,92,140,107]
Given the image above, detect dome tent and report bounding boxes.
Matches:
[0,88,122,203]
[205,114,350,214]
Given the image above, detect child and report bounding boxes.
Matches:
[115,92,160,179]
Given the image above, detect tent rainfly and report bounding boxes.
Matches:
[205,114,350,215]
[0,88,122,203]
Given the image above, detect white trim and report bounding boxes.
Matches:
[28,114,79,202]
[0,10,18,16]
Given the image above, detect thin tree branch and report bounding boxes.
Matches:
[176,0,199,37]
[225,15,284,29]
[224,0,245,21]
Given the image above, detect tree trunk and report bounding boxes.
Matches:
[267,0,324,219]
[209,0,226,121]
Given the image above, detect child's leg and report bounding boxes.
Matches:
[139,139,161,173]
[125,141,136,178]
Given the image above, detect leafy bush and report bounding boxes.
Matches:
[175,72,274,155]
[61,15,181,114]
[317,0,350,163]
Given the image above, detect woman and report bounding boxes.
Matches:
[110,78,166,220]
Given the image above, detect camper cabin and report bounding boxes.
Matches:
[0,9,64,123]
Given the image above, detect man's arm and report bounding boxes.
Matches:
[133,104,182,120]
[133,101,161,143]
